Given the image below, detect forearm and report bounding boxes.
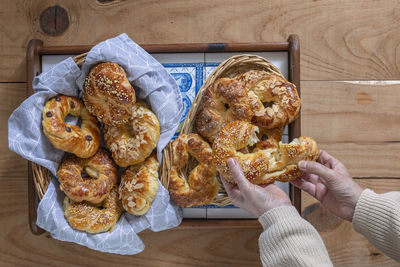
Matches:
[258,206,333,267]
[353,189,400,262]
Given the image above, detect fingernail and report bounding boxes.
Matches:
[227,158,235,168]
[299,161,306,170]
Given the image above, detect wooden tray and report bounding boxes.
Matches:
[26,35,301,235]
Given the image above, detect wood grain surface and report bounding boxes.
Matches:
[302,81,400,178]
[302,178,400,266]
[1,0,400,82]
[1,0,400,266]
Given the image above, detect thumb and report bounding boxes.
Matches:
[227,158,252,195]
[298,160,335,185]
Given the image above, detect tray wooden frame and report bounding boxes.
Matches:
[26,35,301,235]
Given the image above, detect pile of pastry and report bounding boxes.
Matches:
[167,70,319,208]
[42,62,160,234]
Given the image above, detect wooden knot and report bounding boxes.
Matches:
[40,5,69,36]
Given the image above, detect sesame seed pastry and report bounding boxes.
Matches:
[213,121,319,185]
[119,154,159,216]
[42,95,101,158]
[243,71,300,129]
[195,70,300,143]
[104,101,160,167]
[168,133,219,207]
[57,149,118,205]
[83,62,136,126]
[63,186,123,234]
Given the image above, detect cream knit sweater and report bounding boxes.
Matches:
[258,189,400,266]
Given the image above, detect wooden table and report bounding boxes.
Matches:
[1,1,399,266]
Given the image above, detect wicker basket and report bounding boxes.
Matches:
[32,53,285,206]
[160,54,286,206]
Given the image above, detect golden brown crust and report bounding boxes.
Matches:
[104,101,160,167]
[195,70,300,142]
[195,77,252,143]
[57,149,118,204]
[213,121,319,185]
[119,154,159,216]
[83,62,136,126]
[42,95,101,158]
[168,134,218,207]
[245,71,300,129]
[63,186,123,234]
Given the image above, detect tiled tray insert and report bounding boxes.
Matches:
[42,51,290,219]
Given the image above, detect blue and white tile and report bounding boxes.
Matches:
[152,53,204,138]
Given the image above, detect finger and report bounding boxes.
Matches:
[318,150,342,169]
[290,179,316,197]
[298,160,335,185]
[227,158,252,196]
[226,187,245,207]
[220,175,234,193]
[314,182,328,200]
[220,175,243,200]
[300,172,319,184]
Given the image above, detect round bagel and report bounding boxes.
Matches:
[83,62,136,126]
[104,101,160,167]
[57,149,118,204]
[42,95,100,158]
[119,154,159,216]
[213,121,319,185]
[168,133,219,207]
[63,186,123,234]
[195,70,300,142]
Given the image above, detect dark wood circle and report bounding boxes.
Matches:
[39,5,69,36]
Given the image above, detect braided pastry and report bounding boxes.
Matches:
[245,71,300,129]
[57,149,118,204]
[63,186,123,234]
[168,133,218,207]
[104,101,160,167]
[119,154,159,216]
[42,95,100,158]
[195,75,253,143]
[213,121,319,185]
[239,127,284,153]
[195,70,300,142]
[83,62,136,126]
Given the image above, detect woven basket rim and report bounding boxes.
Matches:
[161,54,288,206]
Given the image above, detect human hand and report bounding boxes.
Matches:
[221,158,292,217]
[291,150,363,221]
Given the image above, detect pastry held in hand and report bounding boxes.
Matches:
[63,186,123,234]
[119,154,159,216]
[83,62,136,126]
[195,70,300,142]
[213,121,319,185]
[168,133,218,207]
[104,101,160,167]
[57,149,118,204]
[42,95,100,158]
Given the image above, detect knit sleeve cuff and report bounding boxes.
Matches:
[352,188,400,261]
[353,188,398,234]
[258,205,300,230]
